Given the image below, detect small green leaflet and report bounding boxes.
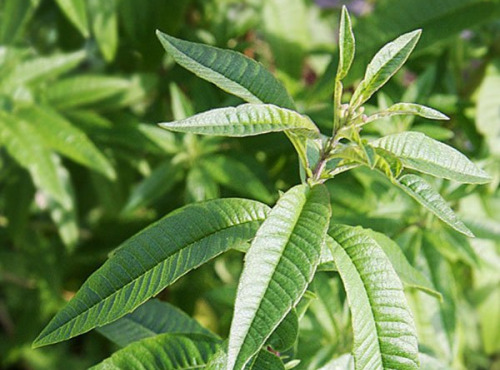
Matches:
[351,30,421,108]
[159,103,319,138]
[372,132,491,184]
[337,6,355,80]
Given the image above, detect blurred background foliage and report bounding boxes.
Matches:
[0,0,499,369]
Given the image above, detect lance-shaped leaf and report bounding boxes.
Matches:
[90,333,220,370]
[18,105,116,180]
[0,112,71,208]
[159,103,319,138]
[351,30,421,108]
[372,132,491,184]
[33,198,270,347]
[328,224,419,370]
[87,0,118,62]
[55,0,89,37]
[97,299,214,347]
[365,103,449,124]
[156,31,295,110]
[227,184,331,369]
[208,342,285,370]
[337,6,355,80]
[396,174,473,237]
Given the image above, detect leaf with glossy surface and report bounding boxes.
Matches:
[396,174,473,237]
[156,31,295,109]
[55,0,89,37]
[372,132,491,183]
[97,299,214,347]
[159,103,318,138]
[328,224,419,370]
[18,105,115,180]
[351,30,421,107]
[90,333,220,369]
[227,184,331,369]
[33,198,269,347]
[337,6,355,80]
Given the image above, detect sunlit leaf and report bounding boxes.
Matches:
[55,0,89,37]
[34,199,269,347]
[372,132,491,184]
[328,224,419,370]
[337,6,355,80]
[228,184,331,369]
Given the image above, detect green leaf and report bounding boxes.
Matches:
[122,160,183,214]
[464,217,500,241]
[159,103,319,138]
[97,299,214,347]
[201,155,274,204]
[266,309,299,352]
[18,105,116,180]
[372,132,491,184]
[156,31,295,110]
[367,231,441,299]
[476,62,500,155]
[186,165,219,202]
[227,184,331,369]
[0,0,40,44]
[337,6,355,80]
[365,103,449,124]
[396,174,473,237]
[45,75,130,109]
[55,0,89,37]
[87,0,118,62]
[350,30,421,108]
[1,51,86,90]
[90,333,220,370]
[33,198,269,347]
[0,112,71,208]
[208,342,285,370]
[328,224,419,370]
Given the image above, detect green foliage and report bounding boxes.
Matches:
[1,1,499,370]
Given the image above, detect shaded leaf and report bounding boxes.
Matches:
[90,333,220,369]
[88,0,118,62]
[55,0,89,37]
[97,299,214,347]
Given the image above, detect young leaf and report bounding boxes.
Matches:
[396,174,473,237]
[156,31,295,110]
[122,160,183,214]
[372,132,491,184]
[227,184,331,369]
[350,30,422,108]
[33,199,269,347]
[97,299,214,347]
[90,333,220,370]
[365,103,449,124]
[55,0,89,37]
[337,6,355,80]
[159,103,319,138]
[18,105,116,180]
[328,224,419,370]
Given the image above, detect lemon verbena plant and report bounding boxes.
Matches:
[33,7,490,370]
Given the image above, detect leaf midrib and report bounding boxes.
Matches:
[37,215,264,344]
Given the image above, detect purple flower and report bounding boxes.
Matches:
[314,0,373,15]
